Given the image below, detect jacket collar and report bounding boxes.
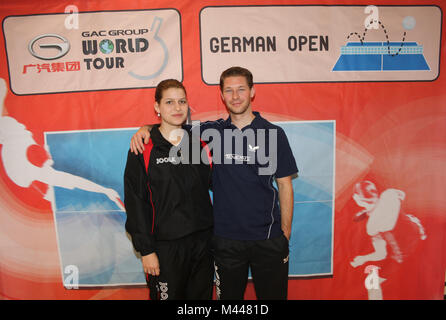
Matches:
[150,124,190,147]
[223,111,263,129]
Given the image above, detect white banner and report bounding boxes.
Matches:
[4,9,183,95]
[200,5,441,83]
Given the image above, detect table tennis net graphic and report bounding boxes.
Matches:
[333,42,430,71]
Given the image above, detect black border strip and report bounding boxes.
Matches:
[199,4,443,86]
[2,8,184,96]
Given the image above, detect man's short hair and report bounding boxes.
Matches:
[219,66,254,90]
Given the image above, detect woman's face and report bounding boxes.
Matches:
[155,87,188,127]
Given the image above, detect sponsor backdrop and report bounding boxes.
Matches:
[0,0,445,300]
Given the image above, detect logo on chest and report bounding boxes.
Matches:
[156,156,179,165]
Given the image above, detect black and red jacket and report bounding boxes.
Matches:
[124,125,213,256]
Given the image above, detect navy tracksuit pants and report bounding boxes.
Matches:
[213,234,290,300]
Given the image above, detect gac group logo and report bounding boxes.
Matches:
[4,9,182,94]
[28,34,70,60]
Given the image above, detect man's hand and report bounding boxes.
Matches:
[276,175,294,241]
[130,125,151,155]
[142,252,160,276]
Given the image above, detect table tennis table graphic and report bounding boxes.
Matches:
[333,42,430,71]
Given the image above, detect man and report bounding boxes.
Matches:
[130,67,298,299]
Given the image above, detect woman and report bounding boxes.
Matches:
[123,79,214,300]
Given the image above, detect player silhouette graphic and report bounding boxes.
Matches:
[0,78,124,210]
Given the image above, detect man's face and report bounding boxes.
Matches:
[221,76,255,115]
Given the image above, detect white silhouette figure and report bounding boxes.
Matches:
[0,78,124,210]
[351,180,426,268]
[350,180,426,300]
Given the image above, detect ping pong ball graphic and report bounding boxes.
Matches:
[402,16,416,30]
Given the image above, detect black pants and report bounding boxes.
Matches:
[213,235,289,300]
[147,229,214,300]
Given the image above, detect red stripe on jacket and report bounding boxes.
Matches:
[200,139,212,168]
[142,140,155,233]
